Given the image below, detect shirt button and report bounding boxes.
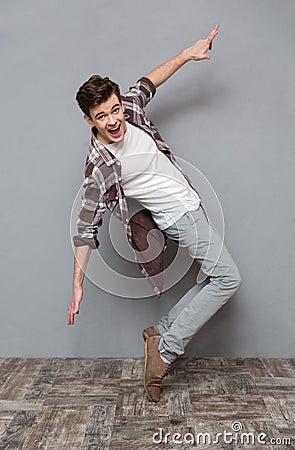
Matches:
[116,161,121,166]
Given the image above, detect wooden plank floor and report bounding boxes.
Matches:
[0,358,294,449]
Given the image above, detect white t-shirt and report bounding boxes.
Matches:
[106,122,200,230]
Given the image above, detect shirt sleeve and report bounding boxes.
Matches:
[72,174,106,249]
[124,76,156,109]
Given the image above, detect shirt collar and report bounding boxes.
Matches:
[90,127,117,167]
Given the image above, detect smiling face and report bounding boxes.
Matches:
[84,93,127,144]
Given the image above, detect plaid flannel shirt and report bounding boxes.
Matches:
[73,76,199,295]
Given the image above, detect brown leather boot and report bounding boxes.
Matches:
[142,324,161,341]
[144,335,171,402]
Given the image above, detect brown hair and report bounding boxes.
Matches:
[76,75,121,118]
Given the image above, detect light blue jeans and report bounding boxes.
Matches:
[157,204,241,364]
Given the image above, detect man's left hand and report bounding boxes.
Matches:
[184,24,219,61]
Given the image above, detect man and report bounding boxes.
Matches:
[68,24,241,402]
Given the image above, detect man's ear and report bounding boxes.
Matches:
[84,114,94,127]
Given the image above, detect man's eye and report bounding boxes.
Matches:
[113,108,119,113]
[98,115,105,121]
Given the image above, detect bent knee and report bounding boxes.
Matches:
[233,272,242,292]
[228,269,242,293]
[217,269,241,294]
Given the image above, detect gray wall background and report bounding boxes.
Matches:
[1,0,294,357]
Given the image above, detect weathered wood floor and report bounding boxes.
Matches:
[0,358,294,449]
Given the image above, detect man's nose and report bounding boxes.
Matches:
[107,114,116,124]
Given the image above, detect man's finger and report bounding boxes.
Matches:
[208,24,219,50]
[209,24,219,40]
[68,306,75,325]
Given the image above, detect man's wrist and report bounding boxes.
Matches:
[178,48,191,65]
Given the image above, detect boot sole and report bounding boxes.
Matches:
[143,338,159,402]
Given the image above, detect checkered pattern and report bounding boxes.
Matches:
[73,76,199,294]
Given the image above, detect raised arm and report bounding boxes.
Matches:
[146,24,219,88]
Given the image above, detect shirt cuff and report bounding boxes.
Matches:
[73,235,100,249]
[136,76,156,97]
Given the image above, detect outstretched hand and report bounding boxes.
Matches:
[145,23,220,88]
[185,24,219,61]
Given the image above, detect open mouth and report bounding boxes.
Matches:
[108,124,121,137]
